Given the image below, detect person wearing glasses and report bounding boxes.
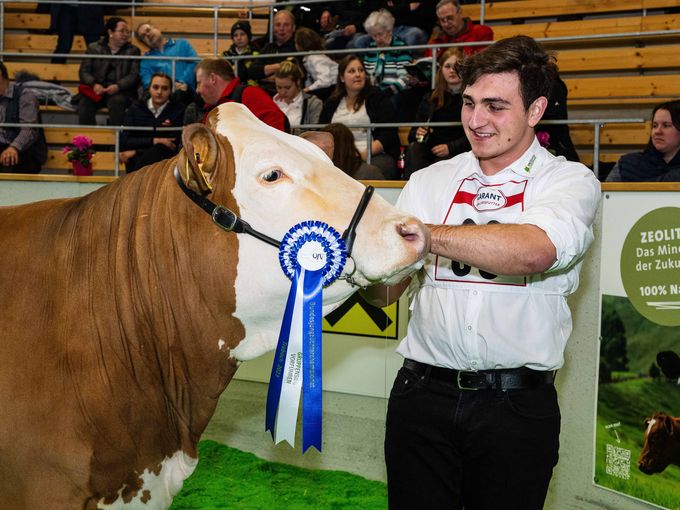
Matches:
[135,22,199,93]
[77,17,140,126]
[424,0,493,59]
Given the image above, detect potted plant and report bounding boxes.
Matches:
[63,135,95,176]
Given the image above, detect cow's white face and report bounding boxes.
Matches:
[207,104,428,360]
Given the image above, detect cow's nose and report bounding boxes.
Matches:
[397,218,430,259]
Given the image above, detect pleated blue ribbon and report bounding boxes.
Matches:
[266,221,347,452]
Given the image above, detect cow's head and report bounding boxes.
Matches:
[638,413,680,474]
[176,103,429,360]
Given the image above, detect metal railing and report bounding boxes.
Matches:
[1,117,647,178]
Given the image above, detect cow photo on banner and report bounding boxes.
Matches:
[596,192,680,509]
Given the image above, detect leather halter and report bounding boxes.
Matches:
[173,165,374,257]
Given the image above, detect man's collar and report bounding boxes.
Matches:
[469,137,547,179]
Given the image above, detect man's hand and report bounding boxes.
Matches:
[0,146,19,167]
[342,24,357,37]
[175,81,188,92]
[93,83,105,95]
[264,63,281,77]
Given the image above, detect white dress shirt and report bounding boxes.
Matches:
[274,91,304,126]
[396,138,601,371]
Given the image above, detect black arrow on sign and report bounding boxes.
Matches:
[325,293,392,331]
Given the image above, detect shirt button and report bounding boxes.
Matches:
[467,325,472,331]
[473,290,478,295]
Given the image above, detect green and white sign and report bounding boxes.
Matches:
[620,207,680,326]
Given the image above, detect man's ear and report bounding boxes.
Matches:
[528,96,548,128]
[179,123,220,195]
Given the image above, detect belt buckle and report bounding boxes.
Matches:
[457,370,480,390]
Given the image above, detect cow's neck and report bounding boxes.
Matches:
[70,166,242,454]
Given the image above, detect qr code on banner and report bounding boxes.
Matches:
[605,443,631,479]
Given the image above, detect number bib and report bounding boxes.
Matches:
[433,177,529,287]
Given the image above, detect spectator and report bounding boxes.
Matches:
[119,73,185,173]
[189,58,286,131]
[404,47,469,177]
[249,10,297,96]
[537,76,580,162]
[425,0,493,58]
[48,3,104,64]
[322,2,372,50]
[0,62,46,174]
[299,130,335,160]
[362,10,414,96]
[78,17,140,126]
[136,22,198,92]
[320,55,401,179]
[273,61,323,130]
[353,1,433,49]
[223,21,259,85]
[294,27,338,101]
[321,123,386,179]
[606,100,680,182]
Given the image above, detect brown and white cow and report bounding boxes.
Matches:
[638,412,680,474]
[0,103,428,509]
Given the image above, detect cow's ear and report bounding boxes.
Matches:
[179,123,220,195]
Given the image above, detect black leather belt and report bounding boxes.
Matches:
[403,359,555,391]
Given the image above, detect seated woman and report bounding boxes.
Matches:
[404,47,469,178]
[321,123,385,180]
[319,55,401,179]
[119,73,185,173]
[78,16,140,126]
[606,100,680,182]
[273,60,323,130]
[294,27,338,102]
[361,9,413,96]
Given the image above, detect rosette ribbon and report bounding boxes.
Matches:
[265,221,347,452]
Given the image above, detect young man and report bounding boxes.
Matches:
[425,0,493,58]
[192,58,286,131]
[363,35,601,510]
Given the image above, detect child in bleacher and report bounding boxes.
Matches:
[294,27,338,102]
[223,21,259,86]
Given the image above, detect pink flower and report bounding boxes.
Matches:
[63,135,95,166]
[536,131,550,148]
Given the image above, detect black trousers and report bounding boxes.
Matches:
[125,144,177,173]
[385,363,561,510]
[78,92,132,127]
[0,143,41,173]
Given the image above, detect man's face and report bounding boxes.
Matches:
[273,13,295,45]
[437,3,465,38]
[195,69,220,105]
[137,23,163,49]
[461,72,546,175]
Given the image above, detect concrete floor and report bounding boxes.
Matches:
[203,379,390,482]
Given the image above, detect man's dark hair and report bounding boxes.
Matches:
[455,35,558,110]
[0,61,8,80]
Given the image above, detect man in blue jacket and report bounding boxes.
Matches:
[136,23,198,93]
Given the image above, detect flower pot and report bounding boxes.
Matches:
[72,161,93,176]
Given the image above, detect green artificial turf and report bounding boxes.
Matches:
[169,440,388,510]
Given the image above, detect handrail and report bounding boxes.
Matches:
[5,117,647,178]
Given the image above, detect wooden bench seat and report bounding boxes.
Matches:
[555,44,679,73]
[465,0,680,23]
[564,74,680,106]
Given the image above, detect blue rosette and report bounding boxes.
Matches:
[266,221,347,453]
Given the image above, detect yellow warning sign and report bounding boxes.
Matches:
[322,293,399,339]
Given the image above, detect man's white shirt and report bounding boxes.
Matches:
[396,138,601,371]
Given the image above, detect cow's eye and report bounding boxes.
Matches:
[261,169,284,183]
